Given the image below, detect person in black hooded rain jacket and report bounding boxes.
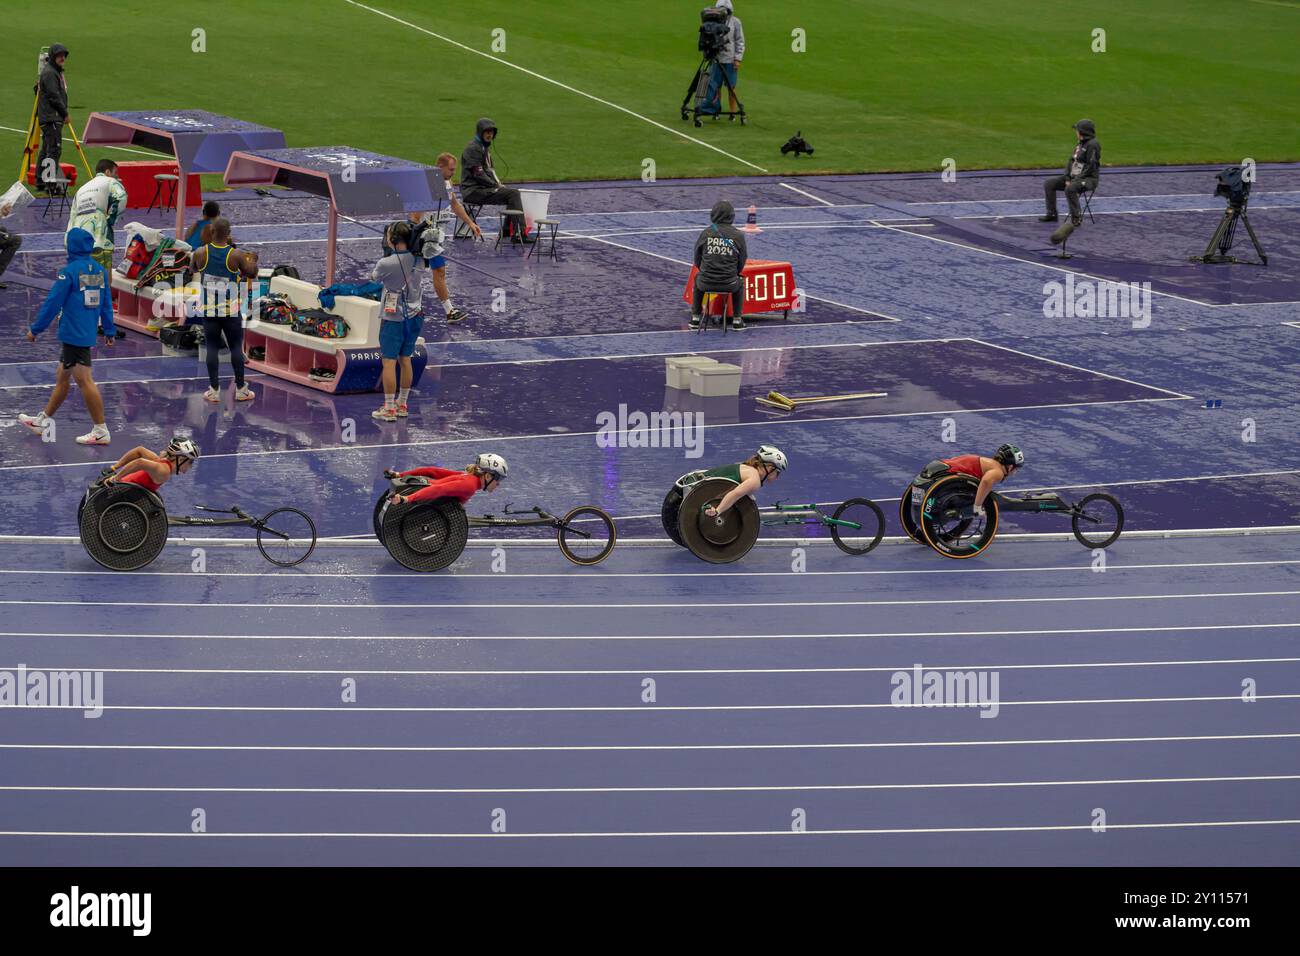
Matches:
[690,200,749,330]
[1042,119,1101,241]
[459,118,532,244]
[35,43,71,192]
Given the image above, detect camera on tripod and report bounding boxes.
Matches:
[698,7,731,58]
[682,6,747,127]
[1213,166,1251,210]
[1191,165,1267,266]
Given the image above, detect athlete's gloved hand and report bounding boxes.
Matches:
[972,503,985,518]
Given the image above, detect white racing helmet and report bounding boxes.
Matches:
[475,453,508,481]
[755,444,788,479]
[167,436,200,464]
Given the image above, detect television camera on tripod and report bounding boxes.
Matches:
[1192,165,1268,266]
[680,6,747,127]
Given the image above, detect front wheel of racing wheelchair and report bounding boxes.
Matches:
[78,481,170,571]
[918,473,1000,559]
[1071,492,1124,549]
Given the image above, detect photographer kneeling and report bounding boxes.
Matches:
[690,200,748,331]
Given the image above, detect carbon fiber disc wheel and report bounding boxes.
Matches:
[379,496,469,572]
[678,477,759,564]
[78,483,169,571]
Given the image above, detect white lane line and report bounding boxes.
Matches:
[1216,301,1300,309]
[3,819,1298,838]
[5,558,1298,581]
[957,204,1295,221]
[996,469,1300,495]
[0,353,180,368]
[912,190,1300,205]
[562,230,899,318]
[11,693,1298,713]
[869,219,1218,307]
[779,182,837,206]
[4,730,1297,753]
[422,335,933,369]
[0,124,159,158]
[2,621,1294,642]
[970,338,1194,400]
[556,202,863,217]
[5,589,1298,610]
[9,656,1297,677]
[6,774,1297,795]
[574,222,934,239]
[0,394,1193,473]
[0,373,257,391]
[340,0,768,172]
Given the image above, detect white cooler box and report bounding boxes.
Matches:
[689,363,742,398]
[665,355,719,389]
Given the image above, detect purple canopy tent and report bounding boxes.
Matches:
[223,147,446,284]
[80,111,286,238]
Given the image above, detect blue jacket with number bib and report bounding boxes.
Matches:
[30,227,115,346]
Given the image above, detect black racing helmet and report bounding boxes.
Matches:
[995,443,1024,469]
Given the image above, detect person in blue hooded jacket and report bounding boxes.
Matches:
[18,227,116,445]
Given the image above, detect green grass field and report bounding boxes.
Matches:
[2,0,1297,185]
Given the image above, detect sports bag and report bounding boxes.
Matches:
[291,308,349,339]
[259,293,298,325]
[159,323,203,350]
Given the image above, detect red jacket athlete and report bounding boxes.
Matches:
[937,444,1024,515]
[103,436,200,493]
[389,453,507,505]
[909,443,1024,527]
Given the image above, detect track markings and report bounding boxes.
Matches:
[4,731,1298,753]
[1,621,1297,642]
[4,557,1299,581]
[8,588,1297,610]
[5,656,1298,677]
[4,774,1297,796]
[3,819,1298,839]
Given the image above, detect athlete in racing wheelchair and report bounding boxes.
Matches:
[903,443,1023,543]
[662,444,787,563]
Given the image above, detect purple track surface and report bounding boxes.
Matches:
[1,166,1297,865]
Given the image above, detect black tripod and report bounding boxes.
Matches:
[1193,199,1268,266]
[680,55,746,127]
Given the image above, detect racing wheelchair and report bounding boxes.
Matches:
[78,475,317,571]
[661,471,885,564]
[898,471,1124,559]
[374,473,616,571]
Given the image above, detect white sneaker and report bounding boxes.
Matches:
[17,412,50,434]
[234,386,256,402]
[203,387,221,403]
[371,406,397,422]
[76,426,111,446]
